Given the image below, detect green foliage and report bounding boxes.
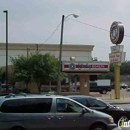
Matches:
[92,57,98,61]
[120,61,130,75]
[98,63,114,82]
[10,52,67,91]
[8,71,17,88]
[98,62,130,82]
[10,56,32,86]
[0,68,6,83]
[127,75,130,81]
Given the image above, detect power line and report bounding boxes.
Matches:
[30,21,62,50]
[69,18,130,38]
[124,34,130,37]
[69,18,109,32]
[31,18,130,50]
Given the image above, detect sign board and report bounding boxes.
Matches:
[121,52,126,63]
[62,61,109,72]
[109,52,122,63]
[111,45,124,53]
[110,21,124,44]
[109,52,126,63]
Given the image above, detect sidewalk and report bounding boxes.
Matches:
[98,96,130,104]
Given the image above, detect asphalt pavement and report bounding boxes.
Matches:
[90,88,130,105]
[114,104,130,108]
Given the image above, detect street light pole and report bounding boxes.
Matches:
[57,15,65,95]
[57,14,79,95]
[3,10,8,92]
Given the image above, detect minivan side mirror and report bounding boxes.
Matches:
[104,105,109,109]
[82,108,88,114]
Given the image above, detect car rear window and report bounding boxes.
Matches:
[0,98,52,113]
[0,99,25,113]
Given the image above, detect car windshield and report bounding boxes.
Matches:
[96,98,113,107]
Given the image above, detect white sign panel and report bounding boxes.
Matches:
[109,52,122,63]
[121,52,126,63]
[62,61,109,72]
[111,45,124,53]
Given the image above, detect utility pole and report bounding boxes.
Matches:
[27,47,29,57]
[57,15,65,95]
[36,44,38,52]
[3,10,8,92]
[57,14,79,95]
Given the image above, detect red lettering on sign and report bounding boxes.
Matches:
[89,65,108,68]
[64,65,69,68]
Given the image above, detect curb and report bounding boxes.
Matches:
[110,102,130,105]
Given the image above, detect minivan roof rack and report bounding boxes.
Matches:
[5,92,27,98]
[5,93,15,98]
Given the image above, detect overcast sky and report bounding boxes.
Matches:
[0,0,130,61]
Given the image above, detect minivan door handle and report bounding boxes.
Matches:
[57,115,63,119]
[47,115,54,120]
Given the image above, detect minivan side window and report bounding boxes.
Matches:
[1,99,25,113]
[71,98,88,106]
[25,98,52,113]
[56,98,83,113]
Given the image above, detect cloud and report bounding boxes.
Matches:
[0,0,130,61]
[115,0,127,12]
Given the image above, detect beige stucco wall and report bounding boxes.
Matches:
[0,43,94,67]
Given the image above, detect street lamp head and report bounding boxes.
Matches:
[72,14,79,18]
[3,10,8,13]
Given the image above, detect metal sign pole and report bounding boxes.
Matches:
[110,21,124,99]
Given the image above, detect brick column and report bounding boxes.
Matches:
[80,75,85,95]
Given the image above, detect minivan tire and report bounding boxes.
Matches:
[90,124,106,130]
[10,127,25,130]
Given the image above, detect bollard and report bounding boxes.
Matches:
[122,93,124,100]
[110,94,112,100]
[114,94,116,99]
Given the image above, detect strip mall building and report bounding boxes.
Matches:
[0,43,109,95]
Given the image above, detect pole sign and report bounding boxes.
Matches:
[110,45,124,53]
[62,61,109,72]
[109,21,126,64]
[110,21,124,45]
[109,52,122,63]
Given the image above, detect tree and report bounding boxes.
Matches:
[0,68,6,83]
[8,71,17,90]
[92,57,98,61]
[120,61,130,75]
[10,52,67,93]
[98,62,130,82]
[10,56,33,89]
[98,63,114,82]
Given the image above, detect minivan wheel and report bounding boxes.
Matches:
[10,127,25,130]
[90,125,106,130]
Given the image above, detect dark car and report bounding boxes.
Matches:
[67,95,130,125]
[89,82,112,94]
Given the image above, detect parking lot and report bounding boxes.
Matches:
[90,88,130,98]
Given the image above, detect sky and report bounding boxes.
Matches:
[0,0,130,61]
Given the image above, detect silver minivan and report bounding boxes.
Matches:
[0,93,117,130]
